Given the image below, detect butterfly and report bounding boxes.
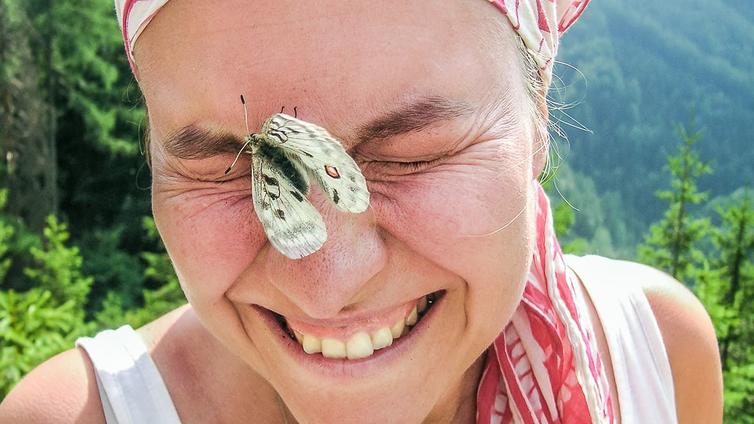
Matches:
[225,95,370,259]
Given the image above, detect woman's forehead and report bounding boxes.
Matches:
[135,0,524,143]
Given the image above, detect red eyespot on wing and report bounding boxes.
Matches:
[324,165,341,179]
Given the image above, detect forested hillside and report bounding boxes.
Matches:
[554,0,754,256]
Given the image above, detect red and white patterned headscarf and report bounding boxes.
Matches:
[487,0,590,86]
[114,0,169,74]
[476,181,614,423]
[114,1,613,423]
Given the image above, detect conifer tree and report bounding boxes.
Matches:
[638,120,712,283]
[696,192,754,421]
[0,0,51,230]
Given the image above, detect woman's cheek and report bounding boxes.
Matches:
[368,163,532,281]
[152,184,265,303]
[371,163,527,236]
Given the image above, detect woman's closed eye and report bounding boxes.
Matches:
[357,155,448,176]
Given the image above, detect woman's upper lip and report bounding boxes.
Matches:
[256,297,420,328]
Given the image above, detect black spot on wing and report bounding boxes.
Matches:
[275,209,286,220]
[290,190,304,202]
[332,189,340,204]
[263,175,279,186]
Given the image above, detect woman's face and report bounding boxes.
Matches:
[137,0,546,422]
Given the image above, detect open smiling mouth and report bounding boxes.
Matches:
[267,291,445,361]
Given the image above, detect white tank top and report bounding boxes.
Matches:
[75,255,676,423]
[566,254,677,423]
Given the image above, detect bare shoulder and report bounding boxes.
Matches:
[0,304,191,423]
[0,346,105,423]
[606,259,723,423]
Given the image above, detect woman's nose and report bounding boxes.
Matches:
[261,190,387,319]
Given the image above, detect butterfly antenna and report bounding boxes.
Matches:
[240,95,250,134]
[225,139,251,175]
[226,95,252,175]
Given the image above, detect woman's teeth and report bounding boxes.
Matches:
[285,293,435,360]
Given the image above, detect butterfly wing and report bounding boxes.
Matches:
[251,145,327,259]
[260,113,370,213]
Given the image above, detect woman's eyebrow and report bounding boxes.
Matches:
[356,96,473,144]
[161,125,244,160]
[161,96,473,159]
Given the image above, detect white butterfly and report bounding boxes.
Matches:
[226,96,370,259]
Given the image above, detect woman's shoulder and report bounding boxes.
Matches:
[623,259,723,423]
[570,254,723,423]
[0,304,191,423]
[0,344,105,423]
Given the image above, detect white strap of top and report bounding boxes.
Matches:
[565,254,677,424]
[76,325,182,424]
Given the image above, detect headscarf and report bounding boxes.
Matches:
[476,182,613,423]
[114,1,613,423]
[114,0,169,74]
[487,0,590,86]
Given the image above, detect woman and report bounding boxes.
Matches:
[0,0,722,422]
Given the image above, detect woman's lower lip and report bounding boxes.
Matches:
[250,292,445,380]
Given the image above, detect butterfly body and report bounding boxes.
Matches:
[243,112,370,259]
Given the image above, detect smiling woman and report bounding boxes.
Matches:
[0,1,723,423]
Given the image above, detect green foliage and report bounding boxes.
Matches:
[0,210,184,399]
[638,121,711,282]
[94,217,185,329]
[724,363,754,423]
[557,0,754,254]
[544,163,632,257]
[79,225,148,313]
[0,289,90,397]
[0,197,96,396]
[694,193,754,421]
[0,190,14,282]
[638,132,754,419]
[23,0,141,155]
[95,279,184,330]
[23,216,93,308]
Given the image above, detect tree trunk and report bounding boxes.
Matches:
[720,208,749,371]
[0,0,54,230]
[44,0,57,216]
